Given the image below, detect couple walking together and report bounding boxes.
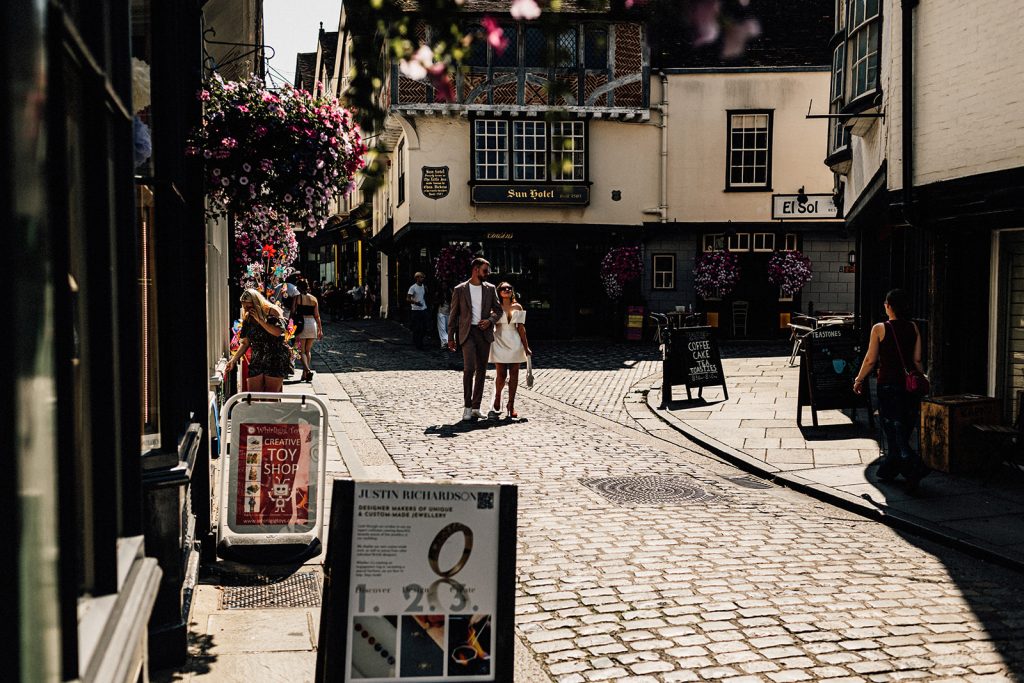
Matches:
[447,258,532,422]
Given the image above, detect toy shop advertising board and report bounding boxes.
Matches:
[316,480,518,683]
[217,392,328,563]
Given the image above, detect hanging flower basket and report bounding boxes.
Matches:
[767,250,813,296]
[694,250,741,299]
[234,209,299,290]
[187,75,366,236]
[600,245,643,300]
[434,244,475,289]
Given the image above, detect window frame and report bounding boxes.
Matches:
[727,232,752,252]
[651,253,676,290]
[725,110,774,192]
[847,0,881,103]
[703,233,726,252]
[752,233,776,253]
[512,120,548,181]
[784,233,799,251]
[473,119,510,181]
[550,120,586,182]
[470,116,590,185]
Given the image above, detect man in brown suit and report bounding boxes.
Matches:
[447,258,504,421]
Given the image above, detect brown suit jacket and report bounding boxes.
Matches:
[448,280,503,345]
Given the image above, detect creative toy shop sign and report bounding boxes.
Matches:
[317,480,517,683]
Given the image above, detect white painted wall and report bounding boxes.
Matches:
[842,0,1024,211]
[661,70,836,222]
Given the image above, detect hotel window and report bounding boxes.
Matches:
[551,120,585,181]
[555,27,578,68]
[727,111,772,190]
[753,233,776,252]
[784,233,799,251]
[848,0,880,100]
[703,233,726,252]
[727,232,751,252]
[513,121,547,181]
[492,24,518,67]
[652,254,675,290]
[474,119,509,180]
[472,118,589,183]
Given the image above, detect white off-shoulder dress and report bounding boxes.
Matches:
[489,309,527,363]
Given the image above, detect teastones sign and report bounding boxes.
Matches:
[317,481,517,683]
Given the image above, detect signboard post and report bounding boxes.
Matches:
[217,392,328,563]
[661,326,728,404]
[625,306,645,341]
[797,326,873,427]
[317,480,517,683]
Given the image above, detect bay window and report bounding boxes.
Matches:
[848,0,880,100]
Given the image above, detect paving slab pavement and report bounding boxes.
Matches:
[640,355,1024,570]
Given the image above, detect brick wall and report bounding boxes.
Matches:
[800,233,855,313]
[641,235,698,313]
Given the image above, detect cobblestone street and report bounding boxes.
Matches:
[315,321,1024,682]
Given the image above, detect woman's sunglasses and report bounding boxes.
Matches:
[499,287,513,292]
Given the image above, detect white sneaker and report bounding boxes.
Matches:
[462,407,473,422]
[471,409,487,420]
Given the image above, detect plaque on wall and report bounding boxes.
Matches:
[471,184,589,206]
[422,166,450,200]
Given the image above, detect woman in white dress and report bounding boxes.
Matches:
[488,282,532,419]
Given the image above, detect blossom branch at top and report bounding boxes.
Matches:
[187,75,366,236]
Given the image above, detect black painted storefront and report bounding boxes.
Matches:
[387,223,640,339]
[849,165,1024,413]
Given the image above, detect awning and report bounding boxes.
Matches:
[367,219,394,254]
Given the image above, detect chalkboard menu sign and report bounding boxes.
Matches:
[797,325,871,426]
[421,166,450,200]
[662,326,728,402]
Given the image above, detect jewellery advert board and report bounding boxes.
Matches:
[317,480,518,683]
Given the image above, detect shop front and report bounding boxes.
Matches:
[389,223,638,339]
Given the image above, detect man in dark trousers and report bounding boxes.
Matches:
[447,258,503,421]
[406,271,429,349]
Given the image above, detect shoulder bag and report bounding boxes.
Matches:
[886,321,930,396]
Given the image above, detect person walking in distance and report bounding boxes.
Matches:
[407,271,429,350]
[447,258,503,421]
[488,282,531,419]
[291,275,324,382]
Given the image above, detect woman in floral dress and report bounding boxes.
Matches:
[226,289,294,391]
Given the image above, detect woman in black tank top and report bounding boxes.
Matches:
[853,289,930,489]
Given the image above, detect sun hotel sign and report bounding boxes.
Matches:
[470,183,590,206]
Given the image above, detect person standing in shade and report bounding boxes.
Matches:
[407,272,429,350]
[437,289,451,351]
[447,258,503,421]
[853,288,930,489]
[488,282,531,419]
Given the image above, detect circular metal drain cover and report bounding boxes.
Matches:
[221,571,322,609]
[581,476,721,506]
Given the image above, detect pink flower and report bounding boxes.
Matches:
[481,17,509,55]
[198,89,211,101]
[510,0,541,20]
[237,105,249,113]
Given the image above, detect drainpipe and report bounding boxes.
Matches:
[901,0,917,225]
[658,70,668,223]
